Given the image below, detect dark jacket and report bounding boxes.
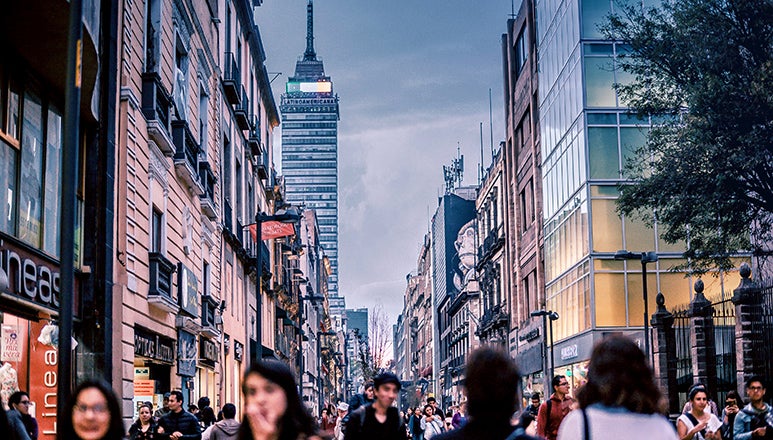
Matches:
[7,408,31,440]
[344,404,407,440]
[128,420,162,440]
[159,409,202,440]
[432,420,539,440]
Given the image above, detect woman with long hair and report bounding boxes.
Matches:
[129,403,163,440]
[677,387,723,440]
[59,379,125,440]
[557,335,677,439]
[238,360,319,440]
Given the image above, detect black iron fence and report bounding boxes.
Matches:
[669,276,773,409]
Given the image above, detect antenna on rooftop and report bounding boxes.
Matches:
[443,145,464,194]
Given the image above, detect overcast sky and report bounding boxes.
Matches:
[255,0,514,325]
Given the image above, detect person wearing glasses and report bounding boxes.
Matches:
[7,391,32,440]
[734,377,773,440]
[537,375,575,440]
[60,379,126,440]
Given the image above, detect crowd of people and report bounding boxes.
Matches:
[2,335,771,440]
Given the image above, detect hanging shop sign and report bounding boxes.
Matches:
[177,329,197,377]
[29,320,59,440]
[177,263,199,317]
[134,327,175,364]
[234,341,244,362]
[200,337,218,367]
[1,325,22,362]
[0,236,80,315]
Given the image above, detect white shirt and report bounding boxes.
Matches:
[677,412,723,440]
[557,405,678,440]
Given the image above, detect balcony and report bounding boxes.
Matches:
[147,252,178,313]
[247,114,262,157]
[201,295,222,339]
[141,72,174,156]
[257,147,269,180]
[478,303,509,335]
[222,52,241,105]
[234,86,250,130]
[198,161,217,220]
[172,120,204,195]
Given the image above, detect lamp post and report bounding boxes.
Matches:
[247,207,300,364]
[531,309,559,388]
[614,250,658,363]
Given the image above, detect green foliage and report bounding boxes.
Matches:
[603,0,773,274]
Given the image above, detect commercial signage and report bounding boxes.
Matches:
[200,337,218,367]
[518,328,540,344]
[177,330,197,377]
[178,263,199,317]
[0,236,80,315]
[29,320,58,440]
[1,325,22,361]
[134,327,175,364]
[286,81,332,93]
[560,344,579,361]
[234,341,244,362]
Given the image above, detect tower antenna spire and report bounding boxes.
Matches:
[304,0,317,61]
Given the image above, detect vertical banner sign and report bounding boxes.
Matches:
[29,321,58,440]
[1,325,22,362]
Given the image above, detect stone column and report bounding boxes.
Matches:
[731,262,763,386]
[651,292,678,413]
[688,279,717,400]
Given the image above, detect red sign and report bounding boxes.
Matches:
[29,320,58,440]
[249,221,296,240]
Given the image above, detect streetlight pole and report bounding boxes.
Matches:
[615,250,658,363]
[531,310,559,388]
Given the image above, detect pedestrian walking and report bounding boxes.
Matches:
[7,391,33,440]
[733,376,772,440]
[155,393,172,420]
[537,375,575,440]
[420,405,444,439]
[720,391,741,440]
[683,384,720,417]
[431,346,539,440]
[451,402,466,429]
[238,359,319,440]
[208,403,240,440]
[409,407,424,440]
[678,386,722,440]
[159,390,202,440]
[129,403,163,440]
[556,335,677,440]
[334,402,349,440]
[344,371,407,440]
[59,379,126,440]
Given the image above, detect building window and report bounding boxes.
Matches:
[515,28,528,74]
[174,32,189,120]
[203,260,210,297]
[144,0,161,73]
[151,208,164,253]
[199,81,209,158]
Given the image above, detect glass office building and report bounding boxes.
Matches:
[536,0,740,387]
[280,1,340,299]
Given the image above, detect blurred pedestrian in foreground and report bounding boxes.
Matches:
[557,335,677,440]
[432,346,539,440]
[60,379,126,440]
[344,371,407,440]
[238,360,320,440]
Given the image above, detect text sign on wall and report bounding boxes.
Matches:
[29,321,58,440]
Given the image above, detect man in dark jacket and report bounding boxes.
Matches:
[345,372,407,440]
[348,382,375,413]
[159,391,202,440]
[432,347,539,440]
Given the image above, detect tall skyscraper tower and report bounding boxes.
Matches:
[281,1,341,301]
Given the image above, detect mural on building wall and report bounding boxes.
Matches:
[453,220,476,292]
